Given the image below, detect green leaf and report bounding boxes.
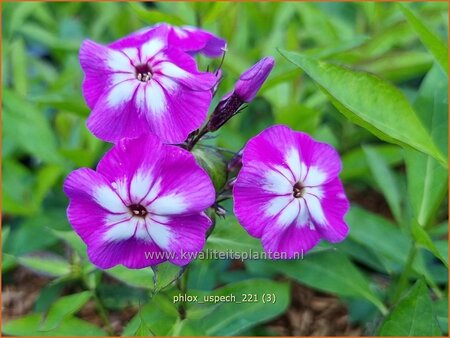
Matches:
[435,297,449,334]
[379,279,442,336]
[2,314,106,336]
[346,206,411,272]
[7,2,41,34]
[122,293,178,336]
[412,222,448,268]
[40,291,92,331]
[181,279,290,335]
[134,320,155,336]
[363,145,403,223]
[206,215,263,253]
[269,250,387,314]
[51,230,87,259]
[279,50,446,167]
[3,89,62,164]
[341,145,403,182]
[128,3,185,25]
[30,94,90,117]
[5,215,59,255]
[34,164,63,209]
[193,147,228,190]
[152,261,184,293]
[2,253,17,273]
[359,51,433,82]
[105,265,154,289]
[18,254,71,277]
[2,226,10,248]
[405,65,448,227]
[399,4,448,74]
[10,38,28,95]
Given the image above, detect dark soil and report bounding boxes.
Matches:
[267,283,362,336]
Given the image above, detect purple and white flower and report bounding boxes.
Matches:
[233,125,349,257]
[80,24,217,144]
[64,133,215,269]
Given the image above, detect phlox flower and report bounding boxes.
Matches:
[80,24,217,144]
[233,125,349,257]
[64,133,215,268]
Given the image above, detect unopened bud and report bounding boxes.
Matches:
[235,56,275,102]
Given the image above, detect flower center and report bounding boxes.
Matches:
[293,182,305,198]
[129,204,148,217]
[135,64,153,82]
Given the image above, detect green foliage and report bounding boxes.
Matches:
[2,2,448,337]
[405,65,448,228]
[267,250,387,314]
[379,279,442,335]
[40,291,92,331]
[363,145,403,224]
[279,50,446,166]
[152,262,185,293]
[181,279,290,335]
[18,254,71,277]
[2,314,107,336]
[399,4,448,74]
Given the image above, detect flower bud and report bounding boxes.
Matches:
[235,56,275,102]
[207,92,243,132]
[207,57,275,132]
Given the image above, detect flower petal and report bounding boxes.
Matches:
[87,238,166,269]
[144,78,213,143]
[169,26,226,58]
[86,81,148,143]
[234,162,296,238]
[312,178,350,243]
[239,125,304,183]
[108,23,170,51]
[148,145,215,215]
[148,213,211,265]
[79,40,134,108]
[301,140,342,186]
[64,168,131,248]
[261,221,321,258]
[152,48,217,91]
[64,168,128,214]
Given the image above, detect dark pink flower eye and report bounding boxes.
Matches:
[233,125,350,257]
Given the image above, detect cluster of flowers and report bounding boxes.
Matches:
[64,23,349,269]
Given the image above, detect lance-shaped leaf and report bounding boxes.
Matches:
[379,279,442,336]
[279,50,447,167]
[399,3,448,74]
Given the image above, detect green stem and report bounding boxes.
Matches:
[178,268,190,320]
[80,272,114,335]
[392,244,417,304]
[93,293,114,336]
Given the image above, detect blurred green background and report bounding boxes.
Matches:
[2,2,448,336]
